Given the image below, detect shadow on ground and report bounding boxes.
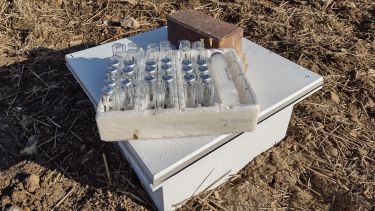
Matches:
[0,44,154,210]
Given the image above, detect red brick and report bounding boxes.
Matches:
[167,9,243,54]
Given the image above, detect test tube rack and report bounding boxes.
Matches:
[96,48,259,141]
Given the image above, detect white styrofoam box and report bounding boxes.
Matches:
[96,48,259,141]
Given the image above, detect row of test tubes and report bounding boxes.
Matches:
[180,40,215,108]
[100,40,216,112]
[100,41,177,111]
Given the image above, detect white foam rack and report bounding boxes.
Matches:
[65,27,323,211]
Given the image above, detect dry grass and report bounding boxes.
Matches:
[0,0,374,210]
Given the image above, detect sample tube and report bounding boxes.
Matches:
[145,59,157,68]
[147,43,159,61]
[144,65,157,76]
[104,78,117,89]
[112,43,126,56]
[192,40,208,64]
[179,40,191,60]
[122,66,136,82]
[160,41,172,61]
[197,59,208,67]
[192,40,204,50]
[182,65,193,76]
[160,41,171,52]
[106,66,119,80]
[161,75,175,108]
[123,59,136,69]
[197,65,209,78]
[101,86,115,112]
[183,73,196,108]
[161,57,173,66]
[127,42,140,63]
[199,74,215,107]
[118,78,134,110]
[144,75,157,109]
[160,63,172,75]
[110,55,123,66]
[181,59,193,67]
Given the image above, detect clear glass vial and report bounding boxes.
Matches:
[161,63,172,75]
[112,43,126,56]
[104,78,117,89]
[144,65,157,76]
[145,59,157,68]
[197,65,209,77]
[122,66,136,81]
[199,74,215,107]
[183,73,196,108]
[101,85,115,112]
[147,43,159,61]
[160,41,172,60]
[161,75,175,109]
[160,40,171,52]
[127,42,140,63]
[123,59,136,69]
[161,57,173,66]
[181,59,193,67]
[192,40,204,50]
[196,59,208,67]
[144,75,157,109]
[179,40,191,60]
[110,55,123,66]
[182,65,193,76]
[106,66,120,80]
[118,78,135,111]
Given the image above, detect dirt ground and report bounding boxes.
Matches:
[0,0,374,210]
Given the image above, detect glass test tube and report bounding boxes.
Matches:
[183,73,196,108]
[179,40,191,60]
[194,42,209,64]
[123,59,136,69]
[182,65,193,76]
[144,65,157,76]
[160,41,172,61]
[110,55,123,66]
[161,75,175,108]
[161,57,173,66]
[118,78,134,110]
[127,42,140,63]
[161,63,172,75]
[147,43,159,61]
[104,78,116,88]
[199,74,215,107]
[106,67,119,80]
[145,59,157,68]
[144,75,157,109]
[197,65,209,78]
[160,41,171,52]
[181,59,193,67]
[112,43,126,56]
[197,59,208,67]
[192,40,204,50]
[101,86,115,112]
[122,66,136,81]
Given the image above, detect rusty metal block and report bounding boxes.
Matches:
[167,9,243,54]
